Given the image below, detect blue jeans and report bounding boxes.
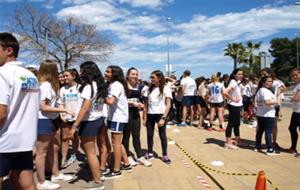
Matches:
[256,116,275,150]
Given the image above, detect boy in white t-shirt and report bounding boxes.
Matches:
[177,70,196,127]
[0,33,40,190]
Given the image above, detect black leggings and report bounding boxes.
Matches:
[289,112,300,150]
[146,114,168,156]
[226,105,242,137]
[122,111,143,158]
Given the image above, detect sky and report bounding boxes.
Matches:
[1,0,300,79]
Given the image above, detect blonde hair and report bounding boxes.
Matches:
[211,73,219,83]
[37,60,60,95]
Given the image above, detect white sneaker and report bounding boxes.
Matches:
[225,143,238,150]
[128,156,137,166]
[137,157,152,167]
[51,173,74,182]
[37,180,60,190]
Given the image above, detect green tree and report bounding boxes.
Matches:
[244,41,261,75]
[269,38,296,83]
[224,43,246,70]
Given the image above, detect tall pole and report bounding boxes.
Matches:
[297,37,299,68]
[166,17,171,77]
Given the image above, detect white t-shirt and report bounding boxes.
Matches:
[107,81,129,123]
[207,82,224,103]
[80,82,104,121]
[250,82,257,97]
[292,84,300,113]
[180,76,196,96]
[242,83,252,97]
[227,80,243,107]
[144,86,172,114]
[271,79,284,96]
[39,81,59,120]
[255,87,276,118]
[0,62,40,153]
[59,84,82,121]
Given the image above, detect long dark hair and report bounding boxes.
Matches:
[255,76,272,94]
[149,70,165,97]
[229,68,242,84]
[107,65,129,97]
[79,61,107,99]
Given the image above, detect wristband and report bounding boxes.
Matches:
[71,125,79,132]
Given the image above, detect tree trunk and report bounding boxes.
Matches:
[249,55,253,75]
[234,57,237,70]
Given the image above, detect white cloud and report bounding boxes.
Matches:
[56,2,300,76]
[119,0,173,9]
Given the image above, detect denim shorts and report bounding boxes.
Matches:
[78,117,104,137]
[182,96,195,106]
[0,151,33,177]
[107,121,127,133]
[37,118,59,135]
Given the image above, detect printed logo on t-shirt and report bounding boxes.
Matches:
[93,98,104,112]
[20,75,39,91]
[63,93,79,101]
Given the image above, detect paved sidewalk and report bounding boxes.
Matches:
[3,107,299,190]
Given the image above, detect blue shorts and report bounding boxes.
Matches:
[0,151,33,177]
[195,96,207,107]
[182,96,195,106]
[78,117,104,137]
[38,118,60,135]
[107,121,127,133]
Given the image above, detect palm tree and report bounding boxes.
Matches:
[245,41,261,75]
[224,43,246,70]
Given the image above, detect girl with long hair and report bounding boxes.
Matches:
[143,70,172,164]
[223,68,243,149]
[122,67,152,167]
[206,74,225,132]
[288,68,300,157]
[58,69,80,168]
[195,77,208,129]
[255,76,280,155]
[69,61,107,189]
[104,65,131,178]
[36,60,74,190]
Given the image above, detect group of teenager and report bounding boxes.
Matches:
[1,32,300,190]
[0,33,172,190]
[169,64,300,157]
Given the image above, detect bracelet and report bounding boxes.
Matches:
[71,125,79,132]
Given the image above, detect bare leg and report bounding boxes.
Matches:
[11,170,37,190]
[35,134,52,183]
[97,127,111,170]
[182,106,187,123]
[81,136,101,183]
[111,133,123,171]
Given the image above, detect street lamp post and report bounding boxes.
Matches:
[166,17,172,77]
[297,37,299,68]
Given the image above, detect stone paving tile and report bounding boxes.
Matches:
[3,107,298,190]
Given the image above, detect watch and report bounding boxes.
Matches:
[161,116,166,120]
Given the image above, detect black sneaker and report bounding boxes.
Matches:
[104,170,122,179]
[121,164,132,173]
[266,149,280,156]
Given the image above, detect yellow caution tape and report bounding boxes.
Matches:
[168,137,279,190]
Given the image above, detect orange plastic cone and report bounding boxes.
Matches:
[255,171,267,190]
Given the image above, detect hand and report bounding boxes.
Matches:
[69,127,76,138]
[142,118,147,127]
[66,110,75,117]
[158,119,165,127]
[231,96,240,103]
